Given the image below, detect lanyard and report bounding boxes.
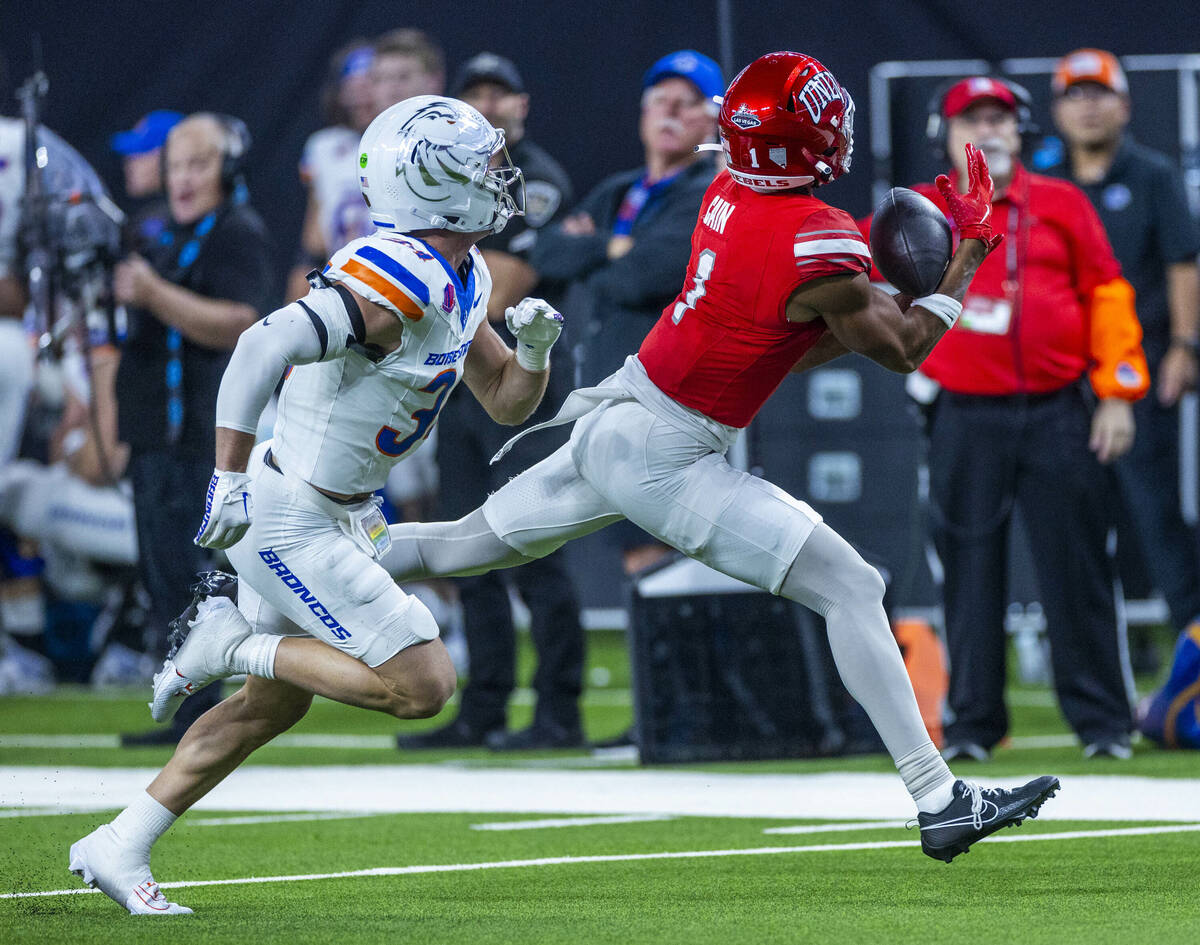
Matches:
[157,208,219,443]
[613,170,682,236]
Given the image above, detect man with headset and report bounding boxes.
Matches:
[113,113,275,745]
[907,77,1148,761]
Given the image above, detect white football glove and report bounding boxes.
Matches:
[194,469,253,550]
[505,297,564,372]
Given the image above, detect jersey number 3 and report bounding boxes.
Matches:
[376,369,456,457]
[672,249,716,324]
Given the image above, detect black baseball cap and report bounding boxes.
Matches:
[452,52,525,96]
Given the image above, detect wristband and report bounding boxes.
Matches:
[514,342,552,373]
[913,294,962,329]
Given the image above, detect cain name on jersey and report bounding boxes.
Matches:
[270,232,492,495]
[638,169,872,428]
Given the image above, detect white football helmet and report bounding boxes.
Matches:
[357,95,524,235]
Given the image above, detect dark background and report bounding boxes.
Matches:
[3,0,1195,275]
[3,1,1195,611]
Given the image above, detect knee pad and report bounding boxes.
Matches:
[404,595,440,643]
[847,559,887,606]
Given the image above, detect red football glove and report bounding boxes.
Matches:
[935,143,1003,252]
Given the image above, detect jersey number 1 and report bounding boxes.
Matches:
[672,249,716,324]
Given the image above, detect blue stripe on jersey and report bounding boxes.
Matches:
[355,244,431,304]
[411,236,476,318]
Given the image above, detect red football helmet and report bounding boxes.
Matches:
[718,51,855,190]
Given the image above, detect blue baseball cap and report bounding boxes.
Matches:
[110,110,185,156]
[642,50,724,103]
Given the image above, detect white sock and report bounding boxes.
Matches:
[108,791,176,856]
[896,744,958,813]
[230,633,280,679]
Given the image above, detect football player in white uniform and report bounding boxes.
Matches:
[68,96,565,915]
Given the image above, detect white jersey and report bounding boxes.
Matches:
[0,118,25,279]
[299,126,373,253]
[271,232,491,494]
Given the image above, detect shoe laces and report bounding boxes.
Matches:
[960,780,985,829]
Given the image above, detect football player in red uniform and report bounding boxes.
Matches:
[389,52,1057,860]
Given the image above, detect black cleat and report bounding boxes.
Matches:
[164,571,239,663]
[917,776,1060,862]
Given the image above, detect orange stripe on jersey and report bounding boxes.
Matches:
[339,258,425,320]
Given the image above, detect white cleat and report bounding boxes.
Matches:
[149,594,249,723]
[69,825,192,916]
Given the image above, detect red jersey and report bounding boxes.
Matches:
[638,171,872,428]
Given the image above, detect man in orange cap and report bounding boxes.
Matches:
[1043,50,1200,670]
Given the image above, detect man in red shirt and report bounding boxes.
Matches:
[381,53,1060,861]
[909,77,1148,761]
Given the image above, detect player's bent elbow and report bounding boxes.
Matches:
[484,397,538,427]
[863,339,920,374]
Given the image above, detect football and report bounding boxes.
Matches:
[868,187,952,297]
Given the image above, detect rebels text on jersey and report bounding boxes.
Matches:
[638,171,872,427]
[270,233,491,495]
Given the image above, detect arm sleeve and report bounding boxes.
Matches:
[1087,276,1150,400]
[214,286,360,433]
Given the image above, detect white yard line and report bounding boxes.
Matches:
[763,820,909,835]
[0,735,120,748]
[1007,734,1079,749]
[5,767,1200,822]
[6,823,1200,902]
[470,814,674,831]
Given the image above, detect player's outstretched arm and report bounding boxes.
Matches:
[789,143,1001,374]
[462,297,562,425]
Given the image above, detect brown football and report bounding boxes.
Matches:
[869,187,952,297]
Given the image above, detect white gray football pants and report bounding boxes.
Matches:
[382,397,935,766]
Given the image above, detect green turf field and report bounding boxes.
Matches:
[3,630,1199,943]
